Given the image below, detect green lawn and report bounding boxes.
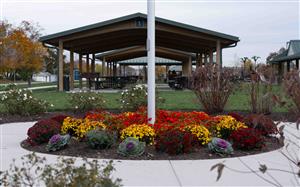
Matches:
[29,83,289,113]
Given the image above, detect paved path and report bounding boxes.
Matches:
[0,85,56,94]
[1,122,299,186]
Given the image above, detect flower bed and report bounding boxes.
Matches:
[21,109,283,160]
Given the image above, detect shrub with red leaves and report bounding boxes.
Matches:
[228,112,244,122]
[51,115,68,124]
[27,119,61,145]
[229,128,265,150]
[243,114,278,136]
[155,129,198,155]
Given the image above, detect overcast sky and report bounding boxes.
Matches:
[1,0,299,66]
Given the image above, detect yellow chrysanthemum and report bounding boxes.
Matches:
[120,124,155,145]
[181,124,211,145]
[214,115,247,138]
[61,117,106,139]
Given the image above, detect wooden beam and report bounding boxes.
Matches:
[69,51,74,90]
[58,40,64,91]
[79,54,83,88]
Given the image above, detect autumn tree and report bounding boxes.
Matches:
[0,20,46,86]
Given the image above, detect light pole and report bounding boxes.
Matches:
[147,0,155,125]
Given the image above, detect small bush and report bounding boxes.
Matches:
[228,112,244,122]
[120,84,164,111]
[208,137,234,155]
[0,88,50,116]
[243,114,278,136]
[249,65,276,114]
[283,70,300,114]
[120,124,155,145]
[229,128,265,150]
[27,119,61,145]
[155,129,197,155]
[0,153,122,187]
[51,114,68,124]
[47,134,71,152]
[86,130,115,149]
[68,91,106,112]
[191,64,234,113]
[118,137,145,157]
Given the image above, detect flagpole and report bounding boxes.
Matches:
[147,0,155,125]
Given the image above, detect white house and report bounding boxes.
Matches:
[32,72,57,82]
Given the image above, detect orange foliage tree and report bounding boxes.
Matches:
[0,20,46,86]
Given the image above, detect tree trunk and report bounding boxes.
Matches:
[27,76,32,87]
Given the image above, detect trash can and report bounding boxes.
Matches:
[63,75,70,91]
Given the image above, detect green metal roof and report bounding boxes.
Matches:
[40,12,239,43]
[270,40,300,63]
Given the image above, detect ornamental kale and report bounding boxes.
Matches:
[208,137,234,155]
[47,134,70,152]
[86,130,115,149]
[118,137,145,157]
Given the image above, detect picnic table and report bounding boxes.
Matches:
[80,73,138,89]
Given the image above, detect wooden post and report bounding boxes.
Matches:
[86,54,90,73]
[209,50,214,63]
[196,53,199,68]
[106,62,109,76]
[188,56,192,76]
[199,53,203,66]
[113,62,117,77]
[182,57,192,76]
[79,54,83,89]
[109,62,112,76]
[69,51,74,90]
[216,40,221,69]
[296,59,299,70]
[287,61,290,72]
[204,53,208,65]
[91,54,95,73]
[102,57,106,76]
[119,64,122,76]
[86,54,90,88]
[58,40,64,91]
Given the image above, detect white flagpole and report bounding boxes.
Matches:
[147,0,155,125]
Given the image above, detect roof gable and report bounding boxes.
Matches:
[40,12,239,43]
[288,40,300,56]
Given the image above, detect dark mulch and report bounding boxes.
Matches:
[0,110,299,125]
[21,136,283,160]
[0,112,85,125]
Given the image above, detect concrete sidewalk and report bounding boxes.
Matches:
[0,85,56,94]
[1,122,299,186]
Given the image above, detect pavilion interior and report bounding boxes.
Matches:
[40,13,239,91]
